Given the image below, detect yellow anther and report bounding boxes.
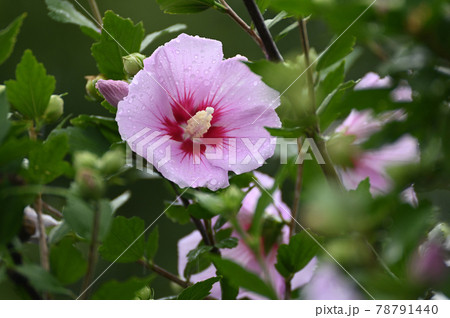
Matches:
[184,107,214,139]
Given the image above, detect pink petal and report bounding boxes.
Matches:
[96,80,129,107]
[355,72,392,90]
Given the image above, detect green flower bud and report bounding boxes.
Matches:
[99,149,125,175]
[326,133,358,167]
[123,53,145,76]
[134,286,152,300]
[43,95,64,123]
[74,151,99,172]
[75,168,105,200]
[0,85,5,94]
[85,75,104,101]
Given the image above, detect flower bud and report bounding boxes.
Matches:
[134,286,152,300]
[326,133,358,167]
[43,95,64,123]
[75,168,105,200]
[123,53,145,76]
[0,84,5,94]
[96,79,129,107]
[409,242,448,286]
[85,75,105,101]
[99,149,125,175]
[74,151,99,172]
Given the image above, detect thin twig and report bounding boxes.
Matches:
[42,201,63,219]
[218,0,266,56]
[34,194,49,272]
[138,259,216,300]
[88,0,103,26]
[242,0,283,62]
[79,205,101,300]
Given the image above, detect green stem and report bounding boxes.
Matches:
[79,204,101,300]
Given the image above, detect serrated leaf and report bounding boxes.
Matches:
[0,87,10,144]
[275,231,319,278]
[27,133,71,184]
[157,0,216,14]
[99,216,146,263]
[91,11,145,79]
[140,24,187,52]
[63,196,112,241]
[316,35,355,71]
[145,226,159,260]
[45,0,98,32]
[177,277,219,300]
[92,276,153,300]
[184,245,213,278]
[213,257,278,299]
[0,13,26,66]
[50,237,87,285]
[5,50,55,120]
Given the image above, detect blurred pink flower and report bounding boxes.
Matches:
[335,109,419,194]
[96,79,129,107]
[178,172,316,299]
[115,34,281,190]
[302,263,362,300]
[355,72,412,102]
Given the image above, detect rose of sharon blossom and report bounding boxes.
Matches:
[355,72,413,103]
[115,34,281,190]
[302,263,362,300]
[335,109,419,194]
[178,172,316,299]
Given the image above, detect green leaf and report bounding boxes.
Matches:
[265,126,305,138]
[0,13,26,66]
[145,226,159,260]
[0,197,28,245]
[5,50,56,120]
[99,216,146,263]
[157,0,216,14]
[50,126,111,156]
[215,237,238,249]
[275,231,319,278]
[70,114,120,143]
[316,35,356,71]
[63,196,112,241]
[184,245,213,278]
[265,11,288,29]
[16,264,72,296]
[275,21,299,42]
[45,0,98,32]
[92,276,153,300]
[213,258,278,299]
[50,237,88,285]
[0,86,10,144]
[91,11,145,79]
[269,0,315,17]
[100,100,117,114]
[177,277,219,300]
[165,203,190,224]
[317,61,346,105]
[26,133,71,184]
[140,24,187,52]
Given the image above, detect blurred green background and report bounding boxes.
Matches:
[0,0,377,298]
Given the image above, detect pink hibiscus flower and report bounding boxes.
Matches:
[178,172,316,299]
[335,109,419,194]
[355,72,413,103]
[100,34,281,190]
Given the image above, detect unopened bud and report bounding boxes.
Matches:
[0,85,5,94]
[43,95,64,123]
[85,75,105,101]
[75,168,104,200]
[123,53,145,76]
[74,151,99,172]
[327,133,358,167]
[99,149,125,175]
